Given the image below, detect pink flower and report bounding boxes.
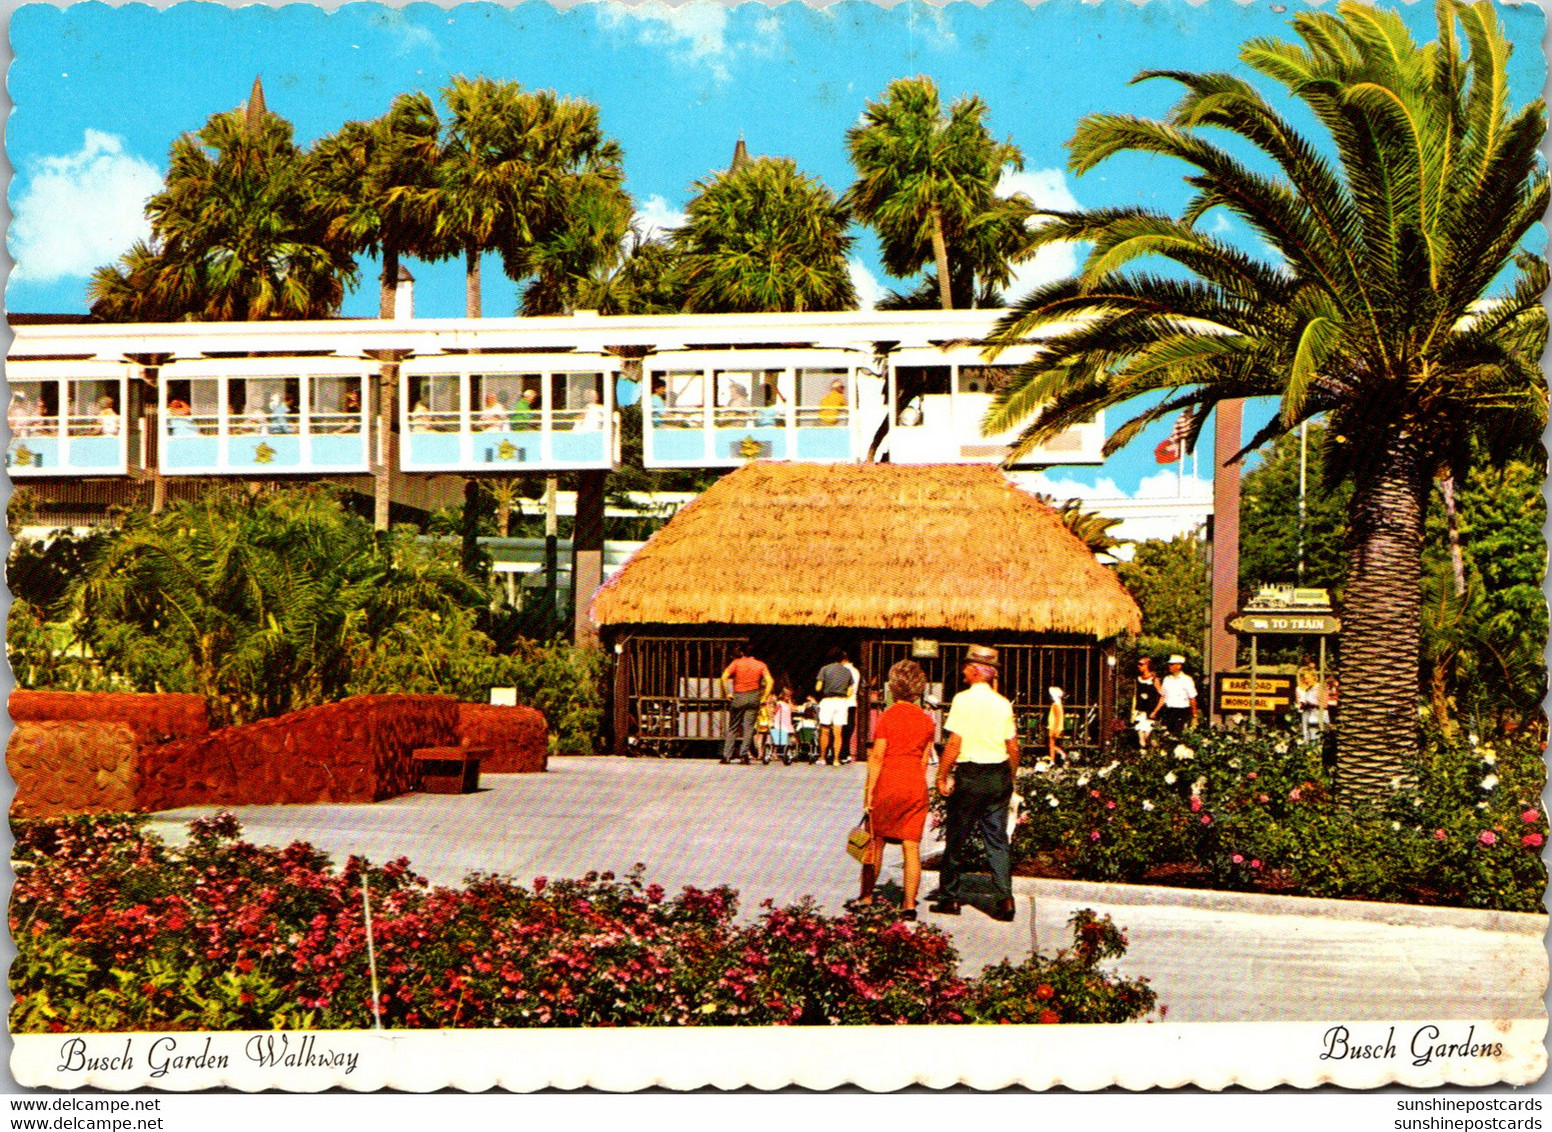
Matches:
[1105,801,1116,810]
[1247,772,1258,781]
[1289,788,1302,802]
[1523,834,1544,849]
[1250,860,1262,870]
[1434,830,1448,841]
[1089,831,1101,842]
[1478,830,1498,847]
[1200,814,1212,826]
[1189,797,1203,812]
[1258,794,1270,804]
[1231,854,1243,864]
[1522,810,1541,824]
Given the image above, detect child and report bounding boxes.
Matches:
[770,687,795,766]
[754,688,775,764]
[795,696,820,764]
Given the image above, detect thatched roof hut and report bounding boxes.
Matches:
[590,462,1141,638]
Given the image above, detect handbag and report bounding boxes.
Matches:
[845,814,872,862]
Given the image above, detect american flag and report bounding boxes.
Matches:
[1153,411,1193,464]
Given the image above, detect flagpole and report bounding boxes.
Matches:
[1298,420,1308,583]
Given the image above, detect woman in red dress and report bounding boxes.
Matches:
[859,659,937,919]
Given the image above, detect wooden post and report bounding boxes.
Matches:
[1209,400,1243,713]
[571,469,607,650]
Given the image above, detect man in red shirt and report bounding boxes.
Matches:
[720,644,773,765]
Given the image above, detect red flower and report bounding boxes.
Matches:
[1200,815,1212,826]
[1434,830,1448,841]
[1479,830,1498,846]
[1231,854,1243,864]
[1035,984,1054,1000]
[1038,1009,1060,1025]
[1250,860,1262,870]
[1522,810,1541,824]
[533,877,548,893]
[1089,831,1101,842]
[1189,797,1202,812]
[1522,834,1544,849]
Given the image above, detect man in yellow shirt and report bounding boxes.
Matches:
[817,379,847,426]
[930,645,1019,922]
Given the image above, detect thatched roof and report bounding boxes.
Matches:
[590,463,1141,638]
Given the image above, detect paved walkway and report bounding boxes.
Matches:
[147,756,1547,1024]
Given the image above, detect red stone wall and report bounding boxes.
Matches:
[7,721,140,820]
[457,703,548,773]
[137,695,459,811]
[9,691,209,745]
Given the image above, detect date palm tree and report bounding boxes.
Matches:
[90,80,357,321]
[672,156,856,313]
[984,0,1547,797]
[843,76,1027,310]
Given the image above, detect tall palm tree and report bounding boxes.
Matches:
[309,92,443,319]
[90,81,357,321]
[984,0,1547,797]
[672,156,857,313]
[437,79,628,317]
[843,76,1027,311]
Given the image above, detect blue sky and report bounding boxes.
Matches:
[7,0,1545,497]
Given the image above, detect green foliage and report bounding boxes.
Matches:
[90,95,358,321]
[1239,423,1352,598]
[1115,535,1208,662]
[672,156,857,313]
[844,75,1033,308]
[1013,730,1546,912]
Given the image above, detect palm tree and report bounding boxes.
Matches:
[309,92,443,319]
[437,79,628,317]
[843,76,1027,310]
[672,156,857,313]
[984,0,1547,797]
[90,80,358,321]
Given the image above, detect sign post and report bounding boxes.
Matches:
[1223,592,1340,729]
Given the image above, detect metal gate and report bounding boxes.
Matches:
[861,639,1114,761]
[615,635,747,757]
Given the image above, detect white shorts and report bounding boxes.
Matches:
[818,697,850,727]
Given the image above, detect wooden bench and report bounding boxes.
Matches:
[412,747,489,794]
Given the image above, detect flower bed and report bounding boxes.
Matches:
[1011,732,1547,913]
[10,815,1157,1032]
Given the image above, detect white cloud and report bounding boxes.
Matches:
[848,259,885,311]
[634,195,687,241]
[596,2,780,83]
[907,4,956,50]
[10,131,162,283]
[998,167,1083,300]
[1017,468,1212,503]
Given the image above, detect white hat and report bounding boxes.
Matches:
[1168,654,1186,665]
[1047,687,1064,701]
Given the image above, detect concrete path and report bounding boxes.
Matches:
[147,756,1547,1025]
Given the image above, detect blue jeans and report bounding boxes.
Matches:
[938,762,1013,903]
[722,691,761,762]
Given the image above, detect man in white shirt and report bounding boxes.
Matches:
[1152,654,1198,736]
[930,645,1018,923]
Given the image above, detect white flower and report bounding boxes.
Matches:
[1469,733,1480,747]
[1191,776,1208,798]
[1164,772,1178,786]
[1142,800,1155,812]
[1481,775,1500,791]
[1412,797,1423,807]
[1391,821,1401,831]
[1481,749,1497,765]
[1076,774,1091,787]
[1098,761,1119,778]
[1274,742,1289,755]
[1033,760,1052,773]
[1227,757,1242,769]
[1046,794,1059,808]
[1477,801,1490,810]
[1173,744,1195,760]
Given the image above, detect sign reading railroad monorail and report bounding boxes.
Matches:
[1213,674,1296,715]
